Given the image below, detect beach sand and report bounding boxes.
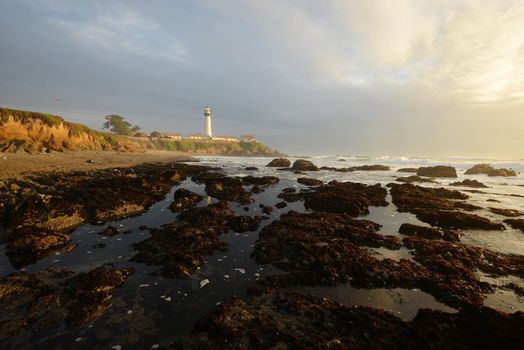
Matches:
[0,150,194,179]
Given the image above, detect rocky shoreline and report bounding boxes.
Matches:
[0,158,523,348]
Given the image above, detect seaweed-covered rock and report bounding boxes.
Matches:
[5,227,75,267]
[398,223,461,241]
[100,225,120,236]
[450,179,488,188]
[175,292,524,350]
[204,176,253,204]
[352,164,390,171]
[417,166,457,178]
[297,177,323,186]
[415,210,505,231]
[0,267,132,346]
[229,215,262,233]
[397,167,418,173]
[388,183,479,213]
[504,218,524,232]
[489,208,522,217]
[302,181,388,216]
[241,175,279,186]
[132,201,234,277]
[169,188,203,212]
[266,158,290,167]
[396,175,436,184]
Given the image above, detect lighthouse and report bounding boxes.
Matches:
[204,106,212,138]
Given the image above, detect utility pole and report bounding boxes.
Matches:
[54,96,61,117]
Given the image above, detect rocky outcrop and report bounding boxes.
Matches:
[229,215,262,233]
[251,210,523,308]
[504,219,524,232]
[415,210,505,230]
[5,228,76,267]
[291,159,319,171]
[389,183,504,230]
[465,164,517,177]
[0,162,211,267]
[175,292,524,350]
[398,223,461,241]
[0,267,132,346]
[297,177,323,186]
[489,208,522,217]
[169,188,204,212]
[132,201,234,277]
[417,166,457,178]
[396,175,436,183]
[203,176,253,204]
[450,179,488,188]
[397,167,418,173]
[266,158,291,167]
[352,164,390,171]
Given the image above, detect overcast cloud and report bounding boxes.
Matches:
[1,0,523,158]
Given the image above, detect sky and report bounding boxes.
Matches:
[0,0,523,158]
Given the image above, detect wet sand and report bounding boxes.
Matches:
[0,150,194,180]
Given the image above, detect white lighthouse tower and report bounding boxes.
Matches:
[204,106,212,138]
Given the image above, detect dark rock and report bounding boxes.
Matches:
[204,176,253,204]
[266,158,291,167]
[465,164,517,177]
[5,227,74,268]
[415,210,505,230]
[175,292,524,350]
[303,181,388,216]
[388,183,478,213]
[132,201,234,277]
[245,166,258,171]
[100,225,119,236]
[297,177,323,186]
[139,225,147,230]
[489,208,522,217]
[229,216,261,233]
[169,188,203,212]
[251,185,263,194]
[398,223,461,241]
[397,167,418,173]
[352,164,390,171]
[291,159,319,171]
[92,243,106,249]
[488,168,517,177]
[338,158,347,161]
[0,267,132,345]
[465,163,495,175]
[450,179,488,188]
[241,175,279,186]
[417,166,457,178]
[504,219,524,232]
[396,175,436,183]
[275,201,287,209]
[259,204,273,215]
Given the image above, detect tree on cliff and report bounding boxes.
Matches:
[102,115,140,136]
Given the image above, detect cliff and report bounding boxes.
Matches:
[0,107,280,156]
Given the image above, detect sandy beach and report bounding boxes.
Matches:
[0,150,194,180]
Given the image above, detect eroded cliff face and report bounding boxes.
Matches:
[0,113,143,153]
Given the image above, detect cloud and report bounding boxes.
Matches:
[213,0,524,103]
[51,3,186,62]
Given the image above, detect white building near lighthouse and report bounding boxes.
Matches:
[204,106,212,138]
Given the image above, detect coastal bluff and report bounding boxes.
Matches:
[0,107,280,156]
